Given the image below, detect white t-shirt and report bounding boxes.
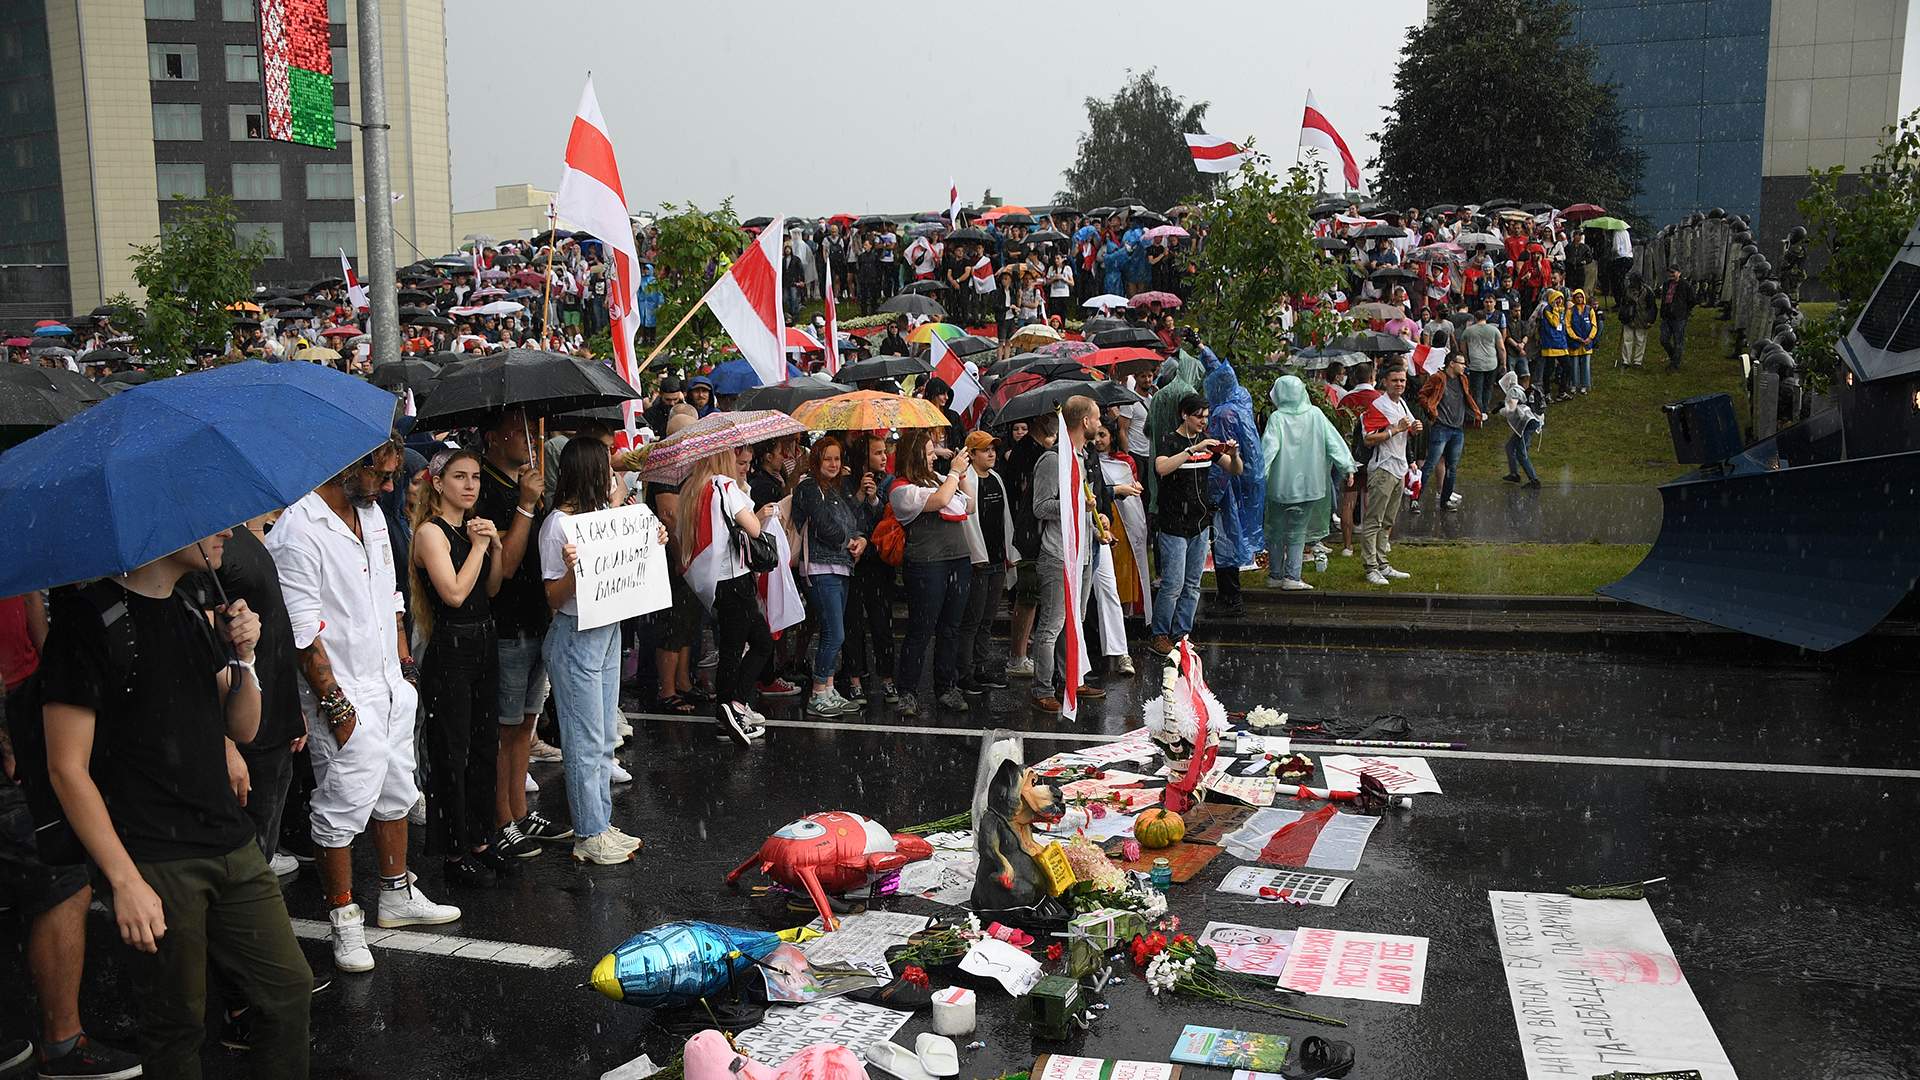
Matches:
[1117,397,1150,457]
[708,476,755,582]
[539,509,582,618]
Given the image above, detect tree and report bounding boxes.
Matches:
[108,196,271,376]
[1794,108,1920,392]
[648,199,746,366]
[1371,0,1643,214]
[1187,147,1347,378]
[1057,70,1221,211]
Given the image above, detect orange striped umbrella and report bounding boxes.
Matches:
[792,390,949,431]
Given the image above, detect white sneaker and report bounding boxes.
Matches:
[1115,655,1136,676]
[376,882,461,928]
[605,826,644,853]
[609,761,633,785]
[1340,548,1353,557]
[1445,492,1463,510]
[529,737,563,763]
[407,795,427,826]
[1382,566,1411,580]
[330,903,375,973]
[524,772,539,793]
[617,718,634,738]
[270,851,300,877]
[1382,540,1392,553]
[739,701,769,727]
[1005,657,1036,678]
[1365,570,1390,586]
[572,831,634,865]
[1279,579,1315,591]
[1309,542,1330,556]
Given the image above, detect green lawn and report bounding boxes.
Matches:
[1454,305,1747,486]
[1243,541,1652,595]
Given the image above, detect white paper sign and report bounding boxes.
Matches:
[732,1000,912,1064]
[1039,1057,1177,1080]
[800,911,931,967]
[1277,927,1428,1004]
[563,503,670,630]
[1320,754,1444,795]
[1235,734,1291,757]
[1197,922,1296,977]
[1489,891,1739,1080]
[959,936,1043,996]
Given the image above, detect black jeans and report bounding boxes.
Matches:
[842,559,896,684]
[236,740,293,860]
[714,575,773,713]
[420,623,499,856]
[1216,565,1243,608]
[896,556,971,695]
[955,562,1007,684]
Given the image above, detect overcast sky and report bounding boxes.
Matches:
[449,2,1920,217]
[446,0,1424,216]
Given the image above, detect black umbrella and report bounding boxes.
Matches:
[529,229,575,245]
[80,347,134,365]
[1091,327,1162,350]
[986,352,1049,379]
[308,276,345,289]
[741,215,774,229]
[275,309,315,321]
[398,306,439,324]
[944,227,992,245]
[1370,266,1420,284]
[879,293,947,319]
[230,317,262,329]
[1352,224,1405,239]
[494,254,527,267]
[1129,211,1171,228]
[1081,316,1128,336]
[367,357,444,395]
[263,296,305,310]
[1014,356,1090,380]
[855,215,893,229]
[1424,204,1460,216]
[89,304,119,318]
[418,315,456,330]
[1331,331,1413,355]
[1480,198,1519,211]
[1354,202,1389,216]
[987,379,1131,427]
[1085,207,1115,220]
[101,368,152,385]
[945,335,997,358]
[0,364,109,447]
[837,355,931,383]
[397,268,435,282]
[1049,206,1081,217]
[412,348,639,428]
[1291,345,1366,372]
[900,280,947,296]
[736,379,854,412]
[995,212,1035,227]
[397,289,435,304]
[1026,229,1068,245]
[1313,237,1350,251]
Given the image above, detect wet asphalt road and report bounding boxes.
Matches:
[3,637,1917,1080]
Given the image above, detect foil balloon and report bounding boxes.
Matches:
[590,921,802,1007]
[725,811,934,930]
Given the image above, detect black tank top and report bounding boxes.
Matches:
[427,517,491,629]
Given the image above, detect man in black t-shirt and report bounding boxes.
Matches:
[956,431,1011,694]
[41,529,312,1077]
[1150,392,1239,653]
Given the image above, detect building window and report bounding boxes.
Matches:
[228,103,264,141]
[306,162,353,199]
[221,0,254,19]
[224,44,259,83]
[331,46,348,79]
[327,0,344,23]
[155,162,206,199]
[232,162,281,200]
[310,221,356,259]
[12,140,32,168]
[152,103,203,141]
[334,105,352,144]
[235,221,285,259]
[145,0,196,19]
[148,44,197,81]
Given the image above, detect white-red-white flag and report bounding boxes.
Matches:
[1300,90,1362,192]
[1056,412,1090,719]
[948,177,961,228]
[1410,342,1448,376]
[555,78,643,443]
[705,216,788,387]
[970,256,996,294]
[822,255,839,377]
[928,334,984,417]
[340,249,367,311]
[1184,133,1246,174]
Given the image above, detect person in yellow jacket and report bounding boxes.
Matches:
[1536,289,1571,401]
[1567,288,1600,398]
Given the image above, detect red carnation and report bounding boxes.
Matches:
[901,966,930,989]
[1046,943,1064,963]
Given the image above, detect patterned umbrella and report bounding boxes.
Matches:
[1039,340,1098,360]
[631,409,806,483]
[792,390,949,431]
[1009,323,1063,350]
[1128,291,1181,309]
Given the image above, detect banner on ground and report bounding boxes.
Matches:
[1489,891,1738,1080]
[1276,927,1428,1004]
[560,504,669,630]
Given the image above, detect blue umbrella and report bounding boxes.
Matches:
[0,360,398,595]
[33,323,72,337]
[706,357,802,397]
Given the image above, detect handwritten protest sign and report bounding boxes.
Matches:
[1277,927,1428,1004]
[1035,1056,1179,1080]
[1319,754,1443,795]
[1197,922,1295,977]
[1488,891,1737,1080]
[563,504,669,630]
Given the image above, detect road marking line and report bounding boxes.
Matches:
[627,712,1920,781]
[288,919,575,969]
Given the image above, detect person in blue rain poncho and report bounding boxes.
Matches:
[1260,376,1356,590]
[1204,359,1264,617]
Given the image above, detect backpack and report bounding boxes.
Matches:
[870,501,906,567]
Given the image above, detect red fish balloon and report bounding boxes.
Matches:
[725,811,934,929]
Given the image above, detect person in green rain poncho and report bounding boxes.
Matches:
[1260,376,1356,590]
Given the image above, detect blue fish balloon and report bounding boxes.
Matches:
[590,921,804,1008]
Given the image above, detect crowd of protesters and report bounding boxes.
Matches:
[0,193,1682,1079]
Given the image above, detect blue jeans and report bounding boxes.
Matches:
[1506,420,1540,481]
[1422,423,1465,504]
[807,573,850,682]
[896,557,971,694]
[1572,353,1592,389]
[1151,530,1209,639]
[542,611,620,840]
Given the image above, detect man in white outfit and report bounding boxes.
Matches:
[267,435,459,973]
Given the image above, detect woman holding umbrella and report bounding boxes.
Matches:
[679,446,776,746]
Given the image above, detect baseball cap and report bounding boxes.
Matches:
[964,430,998,452]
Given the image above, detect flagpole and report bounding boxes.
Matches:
[539,202,558,348]
[633,294,708,377]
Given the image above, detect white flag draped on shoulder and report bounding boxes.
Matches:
[1057,413,1090,719]
[705,219,789,387]
[555,77,644,442]
[1184,133,1246,174]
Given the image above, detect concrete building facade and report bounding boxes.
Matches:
[0,0,450,321]
[453,183,556,245]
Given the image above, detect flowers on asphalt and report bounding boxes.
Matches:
[1247,705,1287,728]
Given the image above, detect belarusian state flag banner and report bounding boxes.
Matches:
[259,0,336,149]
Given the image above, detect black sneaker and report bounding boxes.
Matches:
[36,1034,141,1079]
[717,703,755,748]
[975,670,1009,690]
[1,1039,30,1073]
[1502,473,1522,483]
[469,845,515,877]
[220,1006,253,1051]
[496,822,542,858]
[443,856,493,888]
[518,811,573,842]
[957,679,985,696]
[842,685,867,705]
[882,681,900,704]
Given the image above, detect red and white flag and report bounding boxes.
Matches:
[555,78,643,442]
[684,476,740,611]
[340,249,368,311]
[705,216,788,387]
[1056,412,1090,719]
[970,256,996,294]
[929,334,985,417]
[1300,90,1362,193]
[822,255,839,377]
[947,177,961,228]
[1184,133,1246,174]
[1410,342,1448,376]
